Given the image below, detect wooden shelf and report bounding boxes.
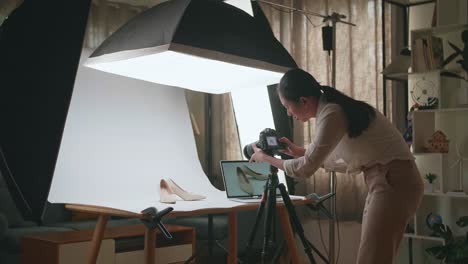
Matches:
[414,107,468,113]
[404,233,465,243]
[383,72,409,81]
[412,152,447,156]
[412,24,468,35]
[404,233,445,243]
[424,192,468,198]
[383,68,465,81]
[411,68,465,75]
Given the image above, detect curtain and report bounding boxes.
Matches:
[84,0,143,49]
[184,91,243,191]
[207,94,242,189]
[260,0,392,221]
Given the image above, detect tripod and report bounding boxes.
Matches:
[242,165,329,264]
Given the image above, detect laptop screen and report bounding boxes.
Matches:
[220,160,280,198]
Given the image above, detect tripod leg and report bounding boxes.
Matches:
[278,184,330,264]
[246,184,268,249]
[243,179,271,264]
[262,180,277,264]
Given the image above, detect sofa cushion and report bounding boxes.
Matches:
[0,226,73,252]
[0,171,25,227]
[48,217,141,231]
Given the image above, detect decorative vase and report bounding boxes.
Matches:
[424,182,434,193]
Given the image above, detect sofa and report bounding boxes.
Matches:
[0,170,149,263]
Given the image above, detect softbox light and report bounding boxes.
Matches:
[85,0,297,93]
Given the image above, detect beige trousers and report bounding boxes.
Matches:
[356,160,424,264]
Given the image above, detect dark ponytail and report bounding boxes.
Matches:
[278,68,376,138]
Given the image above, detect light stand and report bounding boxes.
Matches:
[324,12,351,260]
[253,1,356,262]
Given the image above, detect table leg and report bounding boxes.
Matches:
[145,228,157,264]
[228,211,237,264]
[87,214,109,264]
[278,206,300,263]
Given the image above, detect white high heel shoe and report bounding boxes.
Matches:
[165,179,206,201]
[159,179,178,204]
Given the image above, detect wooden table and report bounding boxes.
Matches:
[66,198,311,264]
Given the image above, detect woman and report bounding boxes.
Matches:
[249,68,424,264]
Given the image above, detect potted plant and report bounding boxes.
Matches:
[424,173,438,192]
[425,216,468,264]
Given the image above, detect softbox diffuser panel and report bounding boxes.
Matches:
[86,50,284,93]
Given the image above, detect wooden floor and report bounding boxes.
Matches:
[192,246,291,264]
[195,256,228,264]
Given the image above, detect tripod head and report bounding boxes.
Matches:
[140,207,174,239]
[268,163,278,174]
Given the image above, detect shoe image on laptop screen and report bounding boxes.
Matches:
[220,160,287,203]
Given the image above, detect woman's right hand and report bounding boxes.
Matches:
[279,137,305,157]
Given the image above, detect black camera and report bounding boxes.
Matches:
[243,128,286,159]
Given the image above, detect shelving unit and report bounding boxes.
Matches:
[384,68,465,81]
[407,55,468,262]
[383,0,468,263]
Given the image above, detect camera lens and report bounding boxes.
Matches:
[243,143,255,159]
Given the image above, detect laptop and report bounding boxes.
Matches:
[220,160,299,203]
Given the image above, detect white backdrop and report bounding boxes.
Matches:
[48,50,240,213]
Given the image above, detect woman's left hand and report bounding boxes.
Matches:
[249,143,268,163]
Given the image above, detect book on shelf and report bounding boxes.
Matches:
[428,36,444,70]
[412,38,427,72]
[411,36,444,72]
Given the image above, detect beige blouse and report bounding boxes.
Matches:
[283,97,414,178]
